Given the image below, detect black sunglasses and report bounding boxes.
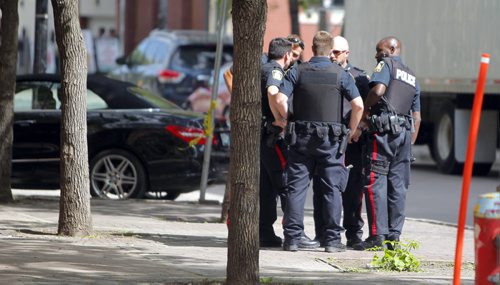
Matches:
[287,37,305,50]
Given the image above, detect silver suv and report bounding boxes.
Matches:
[109,30,233,107]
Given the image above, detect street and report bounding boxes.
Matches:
[12,146,500,226]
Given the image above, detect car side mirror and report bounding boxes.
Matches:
[115,55,128,66]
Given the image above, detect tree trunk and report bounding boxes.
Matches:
[289,0,300,36]
[52,0,93,236]
[226,1,266,284]
[0,0,18,203]
[219,163,231,223]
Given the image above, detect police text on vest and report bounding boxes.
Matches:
[396,69,416,87]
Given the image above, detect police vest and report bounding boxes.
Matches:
[377,58,417,115]
[292,62,343,122]
[343,65,370,122]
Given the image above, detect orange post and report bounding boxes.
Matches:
[453,53,490,285]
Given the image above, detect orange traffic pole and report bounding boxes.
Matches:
[453,53,490,285]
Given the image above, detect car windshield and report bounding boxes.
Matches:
[128,86,181,110]
[170,45,233,70]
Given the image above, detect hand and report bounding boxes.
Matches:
[272,119,287,129]
[350,128,362,143]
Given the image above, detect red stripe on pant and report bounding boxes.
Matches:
[274,144,286,170]
[274,144,286,225]
[367,135,378,236]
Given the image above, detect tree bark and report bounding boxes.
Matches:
[226,0,266,284]
[52,0,93,236]
[0,0,18,203]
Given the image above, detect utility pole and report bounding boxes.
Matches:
[158,0,168,29]
[318,0,331,31]
[33,0,49,74]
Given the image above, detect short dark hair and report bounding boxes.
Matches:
[268,37,292,61]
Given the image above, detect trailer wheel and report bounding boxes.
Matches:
[432,104,493,176]
[432,104,461,174]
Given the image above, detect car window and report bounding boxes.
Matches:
[128,86,181,110]
[15,81,108,111]
[142,40,160,65]
[170,45,233,70]
[152,40,170,64]
[87,89,108,110]
[129,39,150,65]
[15,84,58,111]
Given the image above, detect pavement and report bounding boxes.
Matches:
[0,188,476,285]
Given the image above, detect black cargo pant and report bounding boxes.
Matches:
[260,131,287,240]
[283,122,349,246]
[363,130,411,241]
[312,139,364,243]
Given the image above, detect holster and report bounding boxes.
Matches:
[265,123,283,148]
[285,122,297,146]
[338,128,350,155]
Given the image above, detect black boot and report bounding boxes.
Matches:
[298,233,320,249]
[352,235,385,251]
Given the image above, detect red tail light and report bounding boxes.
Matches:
[165,125,215,145]
[158,69,185,84]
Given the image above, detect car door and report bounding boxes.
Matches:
[12,82,60,188]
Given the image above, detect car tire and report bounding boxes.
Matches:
[144,191,181,200]
[90,149,147,199]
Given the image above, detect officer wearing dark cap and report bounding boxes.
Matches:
[353,36,421,250]
[259,37,294,248]
[280,31,364,253]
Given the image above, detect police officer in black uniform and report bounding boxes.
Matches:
[354,36,421,250]
[259,37,295,247]
[280,31,364,253]
[311,36,370,248]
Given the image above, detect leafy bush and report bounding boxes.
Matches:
[370,240,421,272]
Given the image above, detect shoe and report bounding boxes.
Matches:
[283,243,298,252]
[260,235,282,247]
[346,238,363,248]
[385,237,400,250]
[313,236,327,247]
[352,235,385,251]
[325,243,346,253]
[299,234,320,249]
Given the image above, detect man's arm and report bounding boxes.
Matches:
[348,97,364,142]
[267,86,288,128]
[365,83,386,110]
[223,68,233,94]
[411,111,421,144]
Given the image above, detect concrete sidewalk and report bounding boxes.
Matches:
[0,194,475,284]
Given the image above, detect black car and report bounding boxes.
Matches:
[109,29,233,107]
[12,74,227,200]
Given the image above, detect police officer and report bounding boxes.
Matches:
[312,36,371,248]
[270,35,319,248]
[259,37,294,247]
[354,36,421,250]
[280,31,364,253]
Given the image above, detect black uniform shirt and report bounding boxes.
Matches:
[343,62,370,120]
[261,60,285,120]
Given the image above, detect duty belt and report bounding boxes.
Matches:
[285,121,350,155]
[368,113,412,135]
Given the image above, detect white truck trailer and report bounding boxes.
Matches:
[343,0,500,175]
